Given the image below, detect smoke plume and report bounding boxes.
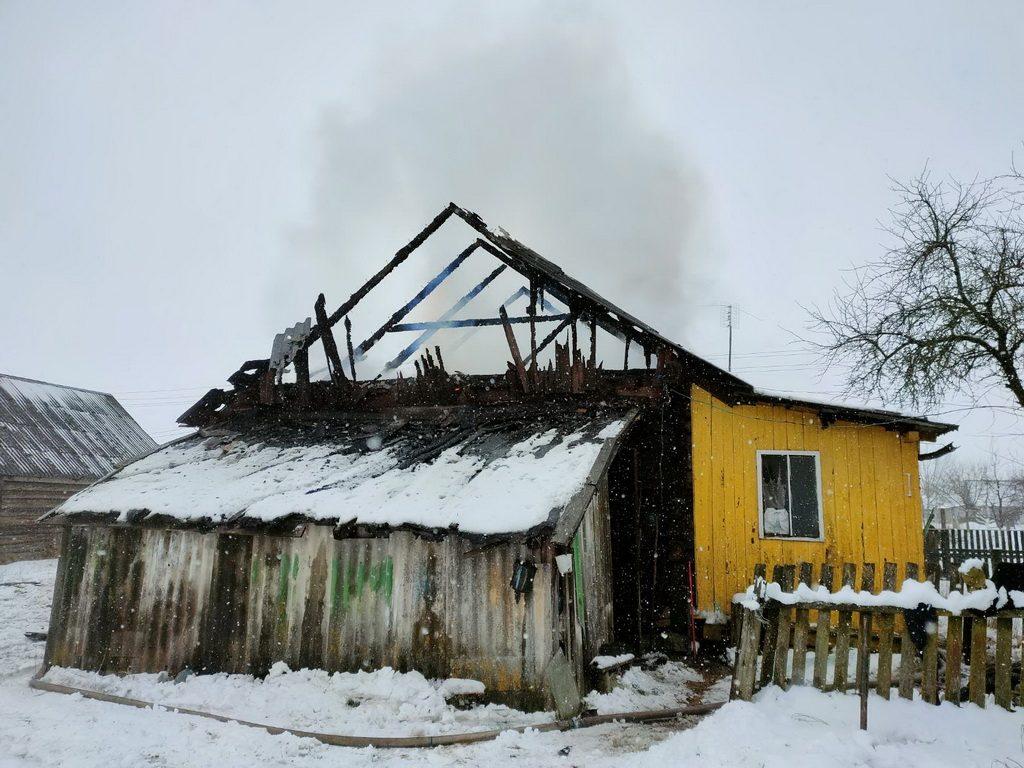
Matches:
[285,10,708,374]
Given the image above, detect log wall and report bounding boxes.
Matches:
[0,476,88,564]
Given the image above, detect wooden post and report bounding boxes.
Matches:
[500,306,530,393]
[855,564,875,693]
[294,348,310,406]
[732,608,763,701]
[968,616,987,707]
[344,317,357,382]
[921,622,939,704]
[945,615,963,704]
[589,316,597,369]
[790,562,813,686]
[858,611,871,730]
[314,293,346,386]
[528,283,538,384]
[897,562,920,700]
[772,566,796,688]
[759,565,784,690]
[813,563,835,690]
[834,563,857,692]
[875,562,897,699]
[994,616,1013,709]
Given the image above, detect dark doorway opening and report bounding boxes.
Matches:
[607,391,694,653]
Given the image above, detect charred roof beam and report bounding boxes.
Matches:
[342,239,482,368]
[389,314,570,331]
[378,263,508,376]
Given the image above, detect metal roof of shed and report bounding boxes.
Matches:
[0,374,156,480]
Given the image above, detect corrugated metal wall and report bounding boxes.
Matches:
[44,524,556,708]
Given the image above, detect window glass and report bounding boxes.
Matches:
[760,453,790,536]
[789,455,820,538]
[759,452,820,539]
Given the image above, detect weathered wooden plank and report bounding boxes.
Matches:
[499,306,530,392]
[314,294,347,386]
[772,566,796,688]
[732,607,763,701]
[875,563,897,698]
[812,563,834,690]
[759,565,784,690]
[921,622,939,704]
[854,564,875,694]
[994,616,1013,709]
[833,563,857,692]
[897,612,917,701]
[790,562,813,686]
[968,617,987,707]
[858,611,871,730]
[945,615,963,704]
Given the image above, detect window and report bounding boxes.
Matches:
[757,451,823,540]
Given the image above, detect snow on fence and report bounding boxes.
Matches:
[927,527,1024,578]
[730,561,1023,714]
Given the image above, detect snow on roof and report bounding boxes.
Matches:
[0,374,156,480]
[56,406,633,536]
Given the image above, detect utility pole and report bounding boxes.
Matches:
[723,305,734,372]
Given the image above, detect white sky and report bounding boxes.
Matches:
[1,1,1022,464]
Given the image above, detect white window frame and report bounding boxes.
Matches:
[756,450,825,542]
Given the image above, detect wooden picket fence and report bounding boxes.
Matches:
[730,561,1023,712]
[927,527,1024,579]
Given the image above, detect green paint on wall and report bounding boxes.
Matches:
[327,557,337,609]
[291,552,299,579]
[340,560,351,612]
[331,555,395,612]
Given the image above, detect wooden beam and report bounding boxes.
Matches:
[303,203,459,350]
[381,263,507,374]
[389,314,570,331]
[314,293,346,386]
[499,306,529,393]
[919,443,957,461]
[525,316,573,364]
[294,348,310,406]
[347,241,480,364]
[344,316,356,382]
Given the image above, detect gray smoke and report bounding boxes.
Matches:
[284,11,708,375]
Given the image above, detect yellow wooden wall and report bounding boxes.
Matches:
[690,385,925,614]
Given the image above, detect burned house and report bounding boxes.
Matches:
[40,205,955,707]
[0,374,155,564]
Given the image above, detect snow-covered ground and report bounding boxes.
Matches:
[2,559,1023,767]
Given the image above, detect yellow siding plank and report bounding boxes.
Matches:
[690,386,715,611]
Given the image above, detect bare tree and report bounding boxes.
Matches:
[810,162,1024,410]
[924,456,1024,528]
[929,460,991,528]
[983,453,1024,528]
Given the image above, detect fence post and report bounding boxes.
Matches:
[790,562,813,686]
[858,611,870,730]
[731,607,763,701]
[833,563,857,693]
[812,564,834,690]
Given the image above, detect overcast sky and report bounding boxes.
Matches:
[2,1,1022,465]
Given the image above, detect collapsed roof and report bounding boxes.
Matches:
[55,404,637,537]
[183,202,955,441]
[0,373,156,480]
